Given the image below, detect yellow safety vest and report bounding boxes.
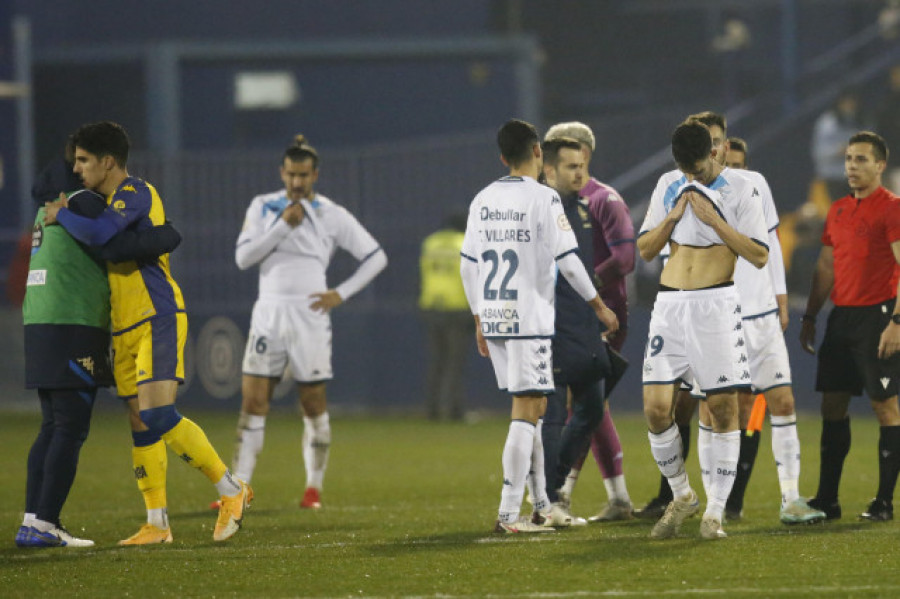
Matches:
[418,229,469,311]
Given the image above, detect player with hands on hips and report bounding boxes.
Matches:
[223,134,387,511]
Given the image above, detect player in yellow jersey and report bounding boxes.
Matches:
[44,121,251,544]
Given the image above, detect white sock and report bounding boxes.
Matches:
[32,518,54,533]
[147,507,169,530]
[499,420,535,523]
[649,424,692,499]
[603,475,631,504]
[22,512,35,527]
[706,430,740,519]
[529,419,549,512]
[215,469,242,497]
[771,414,801,506]
[698,423,713,501]
[233,412,266,483]
[561,468,580,498]
[303,412,331,490]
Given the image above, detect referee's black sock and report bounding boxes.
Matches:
[876,425,900,504]
[816,417,851,503]
[727,429,760,513]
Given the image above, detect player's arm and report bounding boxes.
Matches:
[332,246,388,303]
[592,198,636,287]
[235,201,298,270]
[758,177,789,329]
[311,210,388,312]
[799,245,834,354]
[311,246,387,313]
[637,190,687,262]
[45,194,123,246]
[96,221,182,264]
[557,251,618,335]
[878,240,900,359]
[459,251,488,357]
[767,227,789,330]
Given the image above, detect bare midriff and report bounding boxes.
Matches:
[660,242,737,290]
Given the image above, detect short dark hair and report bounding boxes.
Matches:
[283,134,319,168]
[727,136,749,165]
[497,119,539,167]
[848,131,889,163]
[672,122,712,171]
[71,121,130,167]
[541,137,582,168]
[686,110,727,134]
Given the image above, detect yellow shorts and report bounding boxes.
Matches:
[112,312,187,399]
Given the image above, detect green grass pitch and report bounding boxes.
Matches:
[1,406,898,598]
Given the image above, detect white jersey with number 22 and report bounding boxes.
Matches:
[460,175,579,339]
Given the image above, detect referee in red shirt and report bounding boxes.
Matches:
[800,131,900,522]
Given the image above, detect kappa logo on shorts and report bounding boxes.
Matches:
[734,305,742,314]
[644,363,653,373]
[741,370,750,380]
[537,345,548,355]
[76,357,96,375]
[538,376,549,385]
[776,372,784,379]
[538,361,547,370]
[734,322,742,331]
[738,354,748,363]
[717,375,729,383]
[735,338,744,347]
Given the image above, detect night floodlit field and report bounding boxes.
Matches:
[1,407,898,598]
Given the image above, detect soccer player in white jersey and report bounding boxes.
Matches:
[638,121,769,540]
[705,131,825,524]
[460,119,618,533]
[637,114,825,526]
[224,135,387,510]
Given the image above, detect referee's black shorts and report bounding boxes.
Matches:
[25,323,114,389]
[816,299,900,401]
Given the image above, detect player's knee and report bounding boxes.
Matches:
[763,387,795,416]
[871,397,900,426]
[643,401,671,431]
[707,396,737,429]
[242,393,270,415]
[299,384,327,416]
[821,394,850,420]
[139,405,183,435]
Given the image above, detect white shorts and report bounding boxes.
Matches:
[643,286,750,393]
[485,337,554,395]
[743,311,792,392]
[242,298,333,383]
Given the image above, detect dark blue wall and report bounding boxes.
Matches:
[15,1,491,43]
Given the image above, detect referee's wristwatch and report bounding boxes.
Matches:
[892,314,900,325]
